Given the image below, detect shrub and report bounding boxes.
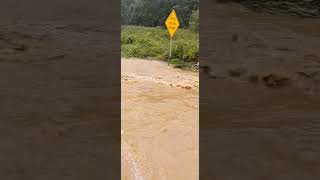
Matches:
[121,26,199,68]
[189,9,199,32]
[171,40,199,62]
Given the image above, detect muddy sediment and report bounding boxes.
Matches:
[121,58,199,180]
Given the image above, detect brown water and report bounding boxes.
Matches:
[121,58,199,180]
[0,1,120,178]
[202,1,320,95]
[200,1,320,179]
[121,3,320,178]
[0,27,120,177]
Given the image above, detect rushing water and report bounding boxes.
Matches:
[200,1,320,179]
[121,59,199,180]
[122,1,320,179]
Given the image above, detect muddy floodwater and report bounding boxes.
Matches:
[200,1,320,179]
[121,58,199,180]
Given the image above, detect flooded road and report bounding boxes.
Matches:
[121,58,199,180]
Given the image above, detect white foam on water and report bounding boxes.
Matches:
[122,141,145,180]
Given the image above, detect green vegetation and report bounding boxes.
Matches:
[121,0,199,27]
[121,26,199,69]
[189,9,199,32]
[121,0,199,69]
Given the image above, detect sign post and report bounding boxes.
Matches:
[165,9,180,65]
[169,38,173,59]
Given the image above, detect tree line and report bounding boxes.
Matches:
[121,0,199,28]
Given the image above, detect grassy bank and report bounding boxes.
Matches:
[121,26,199,69]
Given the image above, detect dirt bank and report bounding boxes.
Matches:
[121,58,199,180]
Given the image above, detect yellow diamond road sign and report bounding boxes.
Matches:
[165,9,180,38]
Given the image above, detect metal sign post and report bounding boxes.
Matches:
[169,37,173,64]
[165,9,180,65]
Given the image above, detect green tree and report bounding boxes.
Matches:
[121,0,199,27]
[189,9,199,31]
